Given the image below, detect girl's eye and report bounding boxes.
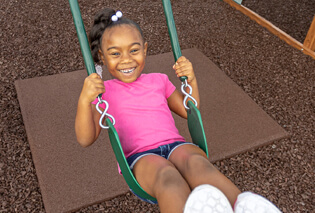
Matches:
[131,49,139,54]
[110,52,120,56]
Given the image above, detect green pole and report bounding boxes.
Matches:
[162,0,187,82]
[69,0,95,76]
[162,0,181,61]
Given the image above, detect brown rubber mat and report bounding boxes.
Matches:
[15,48,289,212]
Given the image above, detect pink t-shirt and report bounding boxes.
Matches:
[93,73,185,158]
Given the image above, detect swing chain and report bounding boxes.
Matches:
[96,96,116,129]
[181,79,198,110]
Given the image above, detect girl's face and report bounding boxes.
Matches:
[99,25,148,83]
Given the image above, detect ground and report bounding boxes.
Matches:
[0,0,314,212]
[243,0,315,44]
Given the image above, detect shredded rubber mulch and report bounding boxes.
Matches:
[242,0,315,44]
[0,0,314,212]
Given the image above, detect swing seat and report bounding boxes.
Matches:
[187,101,208,155]
[106,100,208,203]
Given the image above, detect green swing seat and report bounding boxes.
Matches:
[69,0,208,203]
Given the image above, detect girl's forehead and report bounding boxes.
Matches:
[102,25,143,43]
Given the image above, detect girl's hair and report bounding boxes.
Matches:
[89,8,144,63]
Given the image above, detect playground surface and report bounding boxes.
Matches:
[1,0,314,212]
[243,0,315,44]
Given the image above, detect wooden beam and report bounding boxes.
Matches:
[304,16,315,51]
[223,0,315,59]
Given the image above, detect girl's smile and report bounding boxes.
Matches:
[99,25,148,83]
[119,68,135,74]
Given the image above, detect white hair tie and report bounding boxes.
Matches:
[111,11,123,22]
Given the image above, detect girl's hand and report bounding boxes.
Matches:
[173,56,196,83]
[79,73,106,104]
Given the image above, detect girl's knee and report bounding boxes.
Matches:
[153,164,191,202]
[185,154,216,173]
[134,157,189,198]
[155,164,185,188]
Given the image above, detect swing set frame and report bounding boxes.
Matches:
[69,0,208,203]
[224,0,315,59]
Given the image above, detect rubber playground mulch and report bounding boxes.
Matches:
[0,0,314,212]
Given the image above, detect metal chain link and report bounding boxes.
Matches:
[180,79,198,109]
[96,96,115,129]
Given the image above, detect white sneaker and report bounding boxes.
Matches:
[234,192,282,213]
[184,184,233,213]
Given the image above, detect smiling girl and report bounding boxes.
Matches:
[75,8,282,213]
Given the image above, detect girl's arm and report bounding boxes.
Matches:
[168,56,200,119]
[75,73,106,147]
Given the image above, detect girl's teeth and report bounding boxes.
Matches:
[120,68,135,73]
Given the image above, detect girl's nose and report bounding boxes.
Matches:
[120,53,132,63]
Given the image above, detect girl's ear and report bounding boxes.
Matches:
[143,42,148,57]
[98,50,106,65]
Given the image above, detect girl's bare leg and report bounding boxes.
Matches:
[169,144,241,207]
[133,155,191,213]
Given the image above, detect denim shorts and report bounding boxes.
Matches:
[126,141,197,204]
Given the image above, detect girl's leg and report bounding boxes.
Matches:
[169,144,241,206]
[132,155,191,213]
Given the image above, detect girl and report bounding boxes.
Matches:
[75,8,282,213]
